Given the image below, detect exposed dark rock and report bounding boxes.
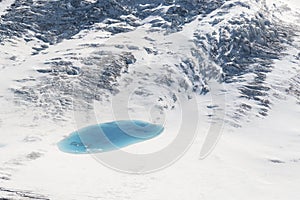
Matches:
[0,187,49,200]
[192,2,296,119]
[0,0,229,47]
[269,159,285,164]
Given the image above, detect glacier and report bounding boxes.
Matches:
[0,0,300,199]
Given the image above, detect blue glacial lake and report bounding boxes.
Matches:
[57,120,164,154]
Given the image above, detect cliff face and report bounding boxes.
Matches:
[0,0,297,122]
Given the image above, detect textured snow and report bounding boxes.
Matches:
[0,0,300,199]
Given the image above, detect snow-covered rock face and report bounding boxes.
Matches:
[0,0,227,44]
[0,0,230,123]
[4,0,297,126]
[191,0,298,124]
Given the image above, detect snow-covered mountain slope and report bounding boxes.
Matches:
[0,0,300,199]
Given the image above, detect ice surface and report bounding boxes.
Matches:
[57,120,164,154]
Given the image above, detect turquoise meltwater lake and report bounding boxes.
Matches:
[57,120,164,154]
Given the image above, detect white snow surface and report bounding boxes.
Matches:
[0,0,300,199]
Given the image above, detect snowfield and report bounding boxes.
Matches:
[0,0,300,199]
